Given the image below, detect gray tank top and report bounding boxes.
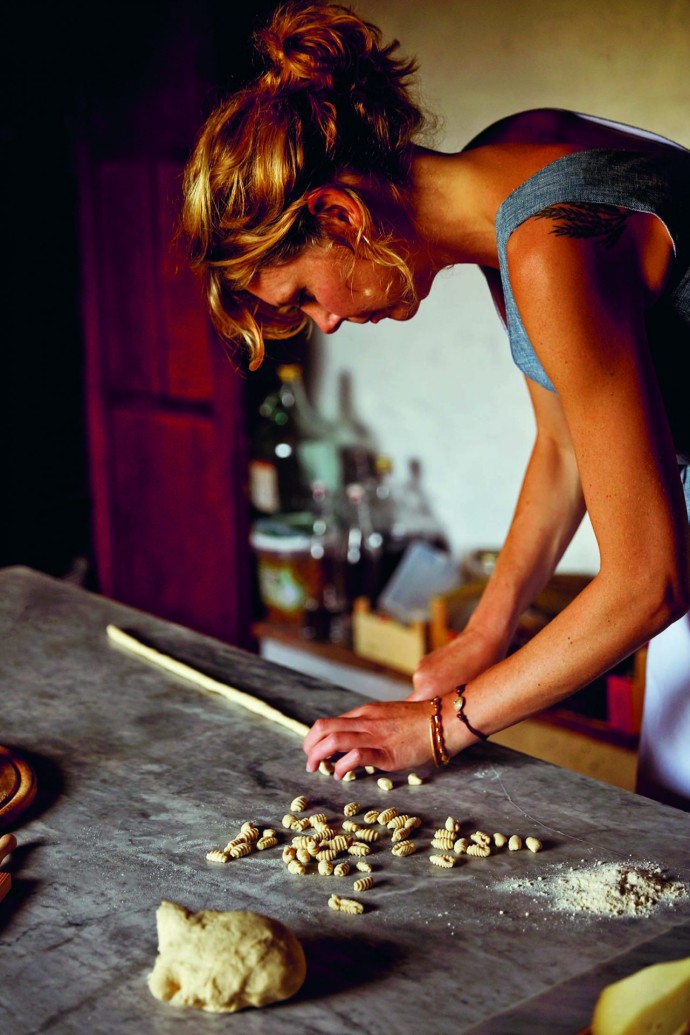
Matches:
[495,142,690,514]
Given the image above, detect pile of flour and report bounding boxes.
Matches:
[497,860,688,917]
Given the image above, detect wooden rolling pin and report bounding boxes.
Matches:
[106,625,310,739]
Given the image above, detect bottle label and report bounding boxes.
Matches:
[249,460,280,514]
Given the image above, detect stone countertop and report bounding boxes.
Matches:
[1,565,689,1035]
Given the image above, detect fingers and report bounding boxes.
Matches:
[303,718,373,775]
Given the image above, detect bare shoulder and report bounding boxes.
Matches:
[507,203,674,308]
[463,109,581,151]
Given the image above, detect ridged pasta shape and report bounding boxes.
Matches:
[391,840,416,857]
[290,795,308,813]
[328,893,364,914]
[466,844,491,858]
[206,849,229,863]
[229,842,252,859]
[343,802,361,817]
[429,854,455,868]
[353,876,374,892]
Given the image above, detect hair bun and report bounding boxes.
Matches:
[257,2,379,92]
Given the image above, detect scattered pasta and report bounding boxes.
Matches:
[256,835,278,851]
[355,860,373,873]
[429,854,455,868]
[508,835,523,852]
[363,810,380,824]
[493,832,508,847]
[377,777,393,791]
[318,859,334,876]
[454,838,469,854]
[328,893,364,915]
[290,795,308,813]
[347,842,371,857]
[407,772,423,785]
[445,817,460,833]
[229,843,252,859]
[378,808,398,825]
[319,760,335,775]
[391,840,416,857]
[206,849,229,863]
[342,770,357,782]
[526,837,543,853]
[354,828,380,843]
[353,876,374,892]
[343,802,361,817]
[466,843,491,858]
[287,859,307,875]
[333,862,351,877]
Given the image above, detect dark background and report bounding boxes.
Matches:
[1,0,279,579]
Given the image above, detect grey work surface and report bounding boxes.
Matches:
[1,566,689,1035]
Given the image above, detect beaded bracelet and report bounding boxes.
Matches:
[453,685,490,741]
[429,696,449,768]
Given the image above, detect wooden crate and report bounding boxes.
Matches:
[352,598,427,675]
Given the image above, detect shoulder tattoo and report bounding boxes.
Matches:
[531,203,630,248]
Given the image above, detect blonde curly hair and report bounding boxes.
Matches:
[181,2,425,369]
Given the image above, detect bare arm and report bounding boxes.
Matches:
[410,378,586,699]
[434,206,690,747]
[304,206,690,775]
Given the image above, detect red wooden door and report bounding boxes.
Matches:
[79,153,252,646]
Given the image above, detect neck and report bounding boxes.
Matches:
[407,146,499,270]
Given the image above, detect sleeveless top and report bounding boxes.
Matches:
[494,138,690,516]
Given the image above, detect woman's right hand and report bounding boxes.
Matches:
[407,626,509,702]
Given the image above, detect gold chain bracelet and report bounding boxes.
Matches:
[429,696,449,768]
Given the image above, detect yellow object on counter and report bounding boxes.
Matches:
[591,956,690,1035]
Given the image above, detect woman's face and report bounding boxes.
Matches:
[246,242,424,334]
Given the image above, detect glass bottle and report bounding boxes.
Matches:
[393,459,448,551]
[248,364,338,514]
[368,455,407,589]
[302,481,347,641]
[330,371,377,490]
[340,481,384,609]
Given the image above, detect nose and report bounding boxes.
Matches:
[304,303,342,334]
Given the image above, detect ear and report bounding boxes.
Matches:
[306,187,363,237]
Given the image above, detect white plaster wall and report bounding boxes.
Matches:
[307,0,690,573]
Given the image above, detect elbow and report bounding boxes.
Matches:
[643,571,690,638]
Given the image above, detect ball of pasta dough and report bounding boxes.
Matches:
[148,901,306,1012]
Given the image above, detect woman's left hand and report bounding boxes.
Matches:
[303,700,437,779]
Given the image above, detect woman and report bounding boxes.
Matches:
[182,3,690,808]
